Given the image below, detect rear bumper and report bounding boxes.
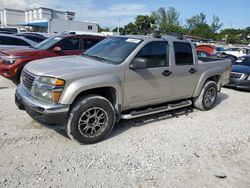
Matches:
[15,84,70,128]
[225,78,250,90]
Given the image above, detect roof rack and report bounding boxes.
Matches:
[165,32,184,40]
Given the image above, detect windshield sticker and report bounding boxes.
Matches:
[54,37,62,40]
[126,39,141,43]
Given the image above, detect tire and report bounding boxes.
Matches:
[193,81,218,111]
[66,95,115,144]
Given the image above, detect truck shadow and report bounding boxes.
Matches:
[109,92,229,139]
[110,107,194,139]
[55,92,229,142]
[0,87,8,90]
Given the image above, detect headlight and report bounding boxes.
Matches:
[2,56,27,65]
[32,76,65,103]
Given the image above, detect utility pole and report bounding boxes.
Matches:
[118,16,120,34]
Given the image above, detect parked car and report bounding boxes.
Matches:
[61,30,104,37]
[196,44,215,56]
[0,27,20,34]
[221,47,250,59]
[16,33,47,43]
[0,34,104,83]
[215,46,224,53]
[15,35,232,144]
[0,34,37,51]
[225,55,250,90]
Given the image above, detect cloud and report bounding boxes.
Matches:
[0,0,149,28]
[77,3,149,28]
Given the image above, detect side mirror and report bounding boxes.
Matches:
[52,46,62,53]
[130,57,149,70]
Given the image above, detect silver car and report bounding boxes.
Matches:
[0,34,37,51]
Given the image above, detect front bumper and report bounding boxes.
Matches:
[0,61,18,79]
[225,78,250,91]
[15,84,70,128]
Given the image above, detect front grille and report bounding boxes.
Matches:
[230,72,244,79]
[21,70,36,91]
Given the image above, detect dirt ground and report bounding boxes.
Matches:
[0,77,250,188]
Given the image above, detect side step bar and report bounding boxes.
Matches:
[120,100,192,120]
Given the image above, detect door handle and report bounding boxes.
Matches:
[189,68,197,74]
[162,70,172,77]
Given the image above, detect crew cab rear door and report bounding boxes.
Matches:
[124,41,172,108]
[170,41,199,100]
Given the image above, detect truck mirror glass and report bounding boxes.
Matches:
[130,57,149,70]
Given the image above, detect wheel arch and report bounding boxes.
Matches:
[193,74,221,97]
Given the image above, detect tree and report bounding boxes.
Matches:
[112,27,124,34]
[166,7,180,26]
[186,13,206,31]
[123,15,156,34]
[152,7,167,30]
[152,7,183,33]
[123,22,138,34]
[134,15,156,33]
[211,15,223,33]
[191,24,214,39]
[97,24,110,32]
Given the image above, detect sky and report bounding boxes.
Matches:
[0,0,249,29]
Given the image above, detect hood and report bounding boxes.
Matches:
[232,64,250,75]
[25,55,119,80]
[1,47,42,56]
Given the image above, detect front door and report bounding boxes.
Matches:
[124,41,172,109]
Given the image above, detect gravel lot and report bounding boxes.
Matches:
[0,76,250,188]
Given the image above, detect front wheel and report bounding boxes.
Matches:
[66,95,115,144]
[193,81,218,111]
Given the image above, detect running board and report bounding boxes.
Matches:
[120,100,192,120]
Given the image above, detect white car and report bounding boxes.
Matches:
[222,47,250,58]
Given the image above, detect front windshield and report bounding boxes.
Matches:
[83,37,142,64]
[34,36,62,50]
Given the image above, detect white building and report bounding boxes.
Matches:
[0,9,25,27]
[0,7,98,34]
[25,7,75,23]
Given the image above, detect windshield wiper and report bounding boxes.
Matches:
[83,54,112,64]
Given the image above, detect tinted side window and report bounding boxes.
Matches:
[24,36,44,43]
[84,39,101,50]
[174,42,194,66]
[136,41,168,68]
[56,38,80,50]
[242,57,250,65]
[0,36,29,46]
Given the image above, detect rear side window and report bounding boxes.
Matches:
[84,39,101,50]
[136,41,168,68]
[23,36,44,43]
[56,38,80,50]
[242,57,250,66]
[0,36,29,46]
[174,42,194,66]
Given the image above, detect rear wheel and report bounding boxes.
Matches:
[193,81,218,111]
[66,95,115,144]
